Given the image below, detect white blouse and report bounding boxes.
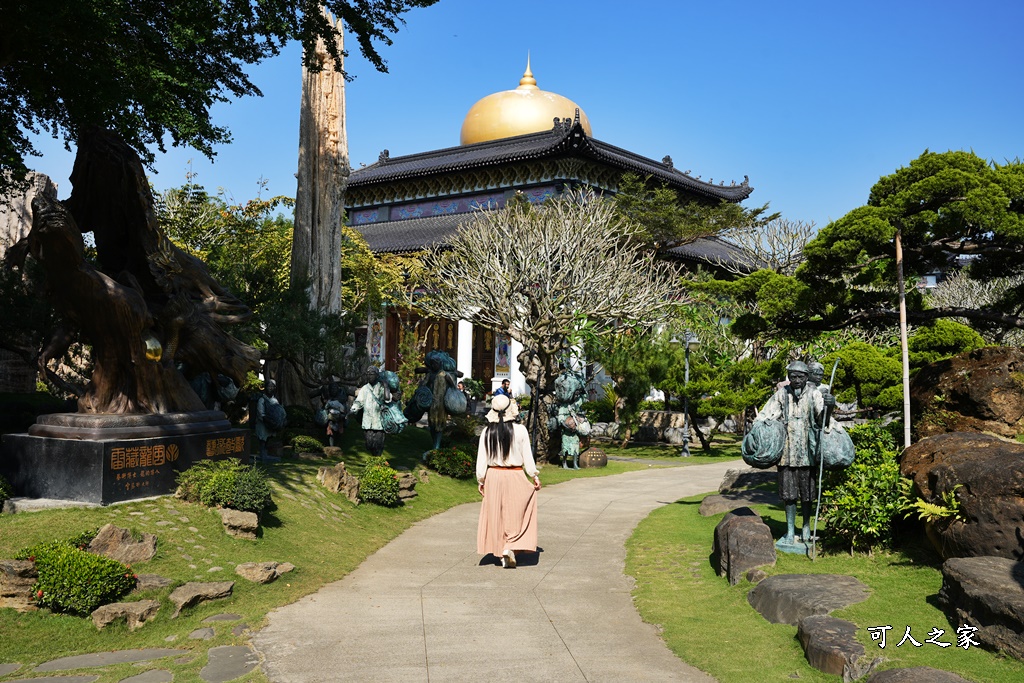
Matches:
[476,423,539,484]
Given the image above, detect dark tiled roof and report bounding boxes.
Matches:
[355,213,470,254]
[350,121,753,202]
[356,213,751,272]
[665,236,754,272]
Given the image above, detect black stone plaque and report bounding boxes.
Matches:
[1,424,250,505]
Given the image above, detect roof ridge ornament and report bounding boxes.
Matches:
[662,155,673,168]
[378,149,390,164]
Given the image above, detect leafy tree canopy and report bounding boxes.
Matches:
[612,173,777,250]
[0,0,438,193]
[718,151,1024,338]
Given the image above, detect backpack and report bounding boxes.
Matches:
[741,419,785,469]
[262,398,288,432]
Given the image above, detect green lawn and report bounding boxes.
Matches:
[626,490,1024,683]
[0,424,644,683]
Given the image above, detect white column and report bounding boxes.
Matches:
[509,337,527,396]
[456,319,473,378]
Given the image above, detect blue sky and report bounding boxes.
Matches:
[27,0,1024,229]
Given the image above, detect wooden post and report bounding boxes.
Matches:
[895,229,912,449]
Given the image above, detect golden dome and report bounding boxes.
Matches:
[460,58,592,145]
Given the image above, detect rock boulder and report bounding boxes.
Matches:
[397,473,417,501]
[87,524,157,565]
[168,581,234,618]
[798,614,880,680]
[938,556,1024,661]
[317,462,359,504]
[0,559,38,612]
[911,346,1024,439]
[220,508,259,540]
[748,574,871,625]
[235,561,294,584]
[864,667,974,683]
[900,432,1024,559]
[711,507,776,585]
[91,599,160,630]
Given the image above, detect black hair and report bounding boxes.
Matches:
[484,420,514,463]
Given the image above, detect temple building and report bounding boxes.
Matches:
[349,61,754,394]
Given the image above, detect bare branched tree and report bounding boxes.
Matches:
[714,217,817,275]
[926,270,1024,345]
[417,189,680,459]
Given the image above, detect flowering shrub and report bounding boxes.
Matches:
[31,543,136,615]
[425,446,475,479]
[359,456,401,506]
[17,532,133,616]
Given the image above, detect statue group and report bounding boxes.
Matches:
[745,360,854,553]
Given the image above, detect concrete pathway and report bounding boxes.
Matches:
[252,460,742,682]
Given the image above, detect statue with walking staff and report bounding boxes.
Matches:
[549,367,591,470]
[743,360,854,554]
[403,350,467,452]
[350,365,407,458]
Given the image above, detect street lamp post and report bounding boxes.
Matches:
[671,333,700,457]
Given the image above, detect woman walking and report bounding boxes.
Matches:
[477,394,541,568]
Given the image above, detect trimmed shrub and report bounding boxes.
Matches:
[291,434,325,454]
[359,456,401,507]
[285,404,315,428]
[31,543,136,615]
[16,529,99,559]
[0,473,13,508]
[425,446,475,479]
[176,459,273,515]
[581,399,615,423]
[820,420,912,553]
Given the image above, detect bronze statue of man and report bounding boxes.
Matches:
[753,361,836,549]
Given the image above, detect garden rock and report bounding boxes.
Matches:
[87,524,157,564]
[316,462,359,504]
[910,346,1024,438]
[134,574,174,592]
[168,581,234,618]
[711,507,776,585]
[0,559,37,611]
[748,574,871,625]
[322,446,342,459]
[699,488,780,516]
[719,468,776,493]
[938,556,1024,661]
[91,600,160,630]
[798,614,881,680]
[398,473,417,501]
[220,508,258,540]
[189,627,215,640]
[663,427,688,446]
[900,432,1024,559]
[746,569,767,584]
[864,667,974,683]
[417,468,430,483]
[235,561,293,584]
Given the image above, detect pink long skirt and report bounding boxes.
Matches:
[477,468,538,556]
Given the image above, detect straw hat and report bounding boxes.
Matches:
[485,394,519,423]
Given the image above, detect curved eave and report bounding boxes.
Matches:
[349,122,754,203]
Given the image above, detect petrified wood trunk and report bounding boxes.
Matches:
[292,8,348,314]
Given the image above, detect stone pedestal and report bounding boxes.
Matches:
[0,411,249,505]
